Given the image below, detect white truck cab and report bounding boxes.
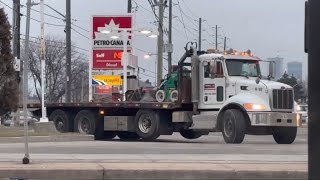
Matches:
[178,47,301,144]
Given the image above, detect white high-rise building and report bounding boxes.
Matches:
[267,56,284,80]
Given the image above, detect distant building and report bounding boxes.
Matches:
[287,61,303,80]
[267,56,284,79]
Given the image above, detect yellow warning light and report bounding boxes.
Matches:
[207,48,218,53]
[99,110,105,115]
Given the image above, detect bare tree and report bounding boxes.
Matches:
[27,36,88,103]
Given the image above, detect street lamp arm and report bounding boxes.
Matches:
[44,4,65,19]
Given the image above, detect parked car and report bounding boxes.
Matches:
[299,104,308,123]
[2,111,38,126]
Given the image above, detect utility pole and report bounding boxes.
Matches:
[168,0,172,74]
[22,0,33,165]
[127,0,132,13]
[12,0,16,55]
[198,18,202,51]
[13,0,21,127]
[215,25,218,49]
[157,0,164,86]
[65,0,72,102]
[14,0,20,62]
[224,37,227,51]
[307,0,320,179]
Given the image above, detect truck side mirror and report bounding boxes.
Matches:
[210,59,217,78]
[268,61,274,79]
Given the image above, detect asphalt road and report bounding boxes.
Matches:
[0,128,307,163]
[0,128,308,180]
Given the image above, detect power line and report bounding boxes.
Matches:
[180,0,199,19]
[20,38,89,57]
[133,0,155,14]
[30,7,65,21]
[138,66,156,74]
[140,72,156,78]
[0,0,13,10]
[71,27,89,39]
[29,16,65,27]
[71,23,89,33]
[20,34,89,52]
[176,0,189,41]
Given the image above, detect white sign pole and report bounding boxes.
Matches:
[40,0,48,122]
[122,30,128,101]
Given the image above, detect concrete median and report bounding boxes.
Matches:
[0,162,307,180]
[0,134,94,143]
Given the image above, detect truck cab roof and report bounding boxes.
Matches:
[199,49,261,61]
[199,52,261,62]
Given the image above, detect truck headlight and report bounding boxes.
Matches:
[244,103,266,111]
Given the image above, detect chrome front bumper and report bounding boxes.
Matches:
[247,112,301,127]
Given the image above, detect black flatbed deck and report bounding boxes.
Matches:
[27,101,188,110]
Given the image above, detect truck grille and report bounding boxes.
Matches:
[272,89,293,110]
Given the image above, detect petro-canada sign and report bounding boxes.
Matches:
[92,15,132,49]
[91,15,133,70]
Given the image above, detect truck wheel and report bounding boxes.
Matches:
[273,127,297,144]
[180,130,202,139]
[49,109,70,133]
[222,109,246,144]
[74,110,96,135]
[117,132,140,140]
[135,110,161,141]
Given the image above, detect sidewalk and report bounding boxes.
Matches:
[0,134,94,143]
[0,162,307,180]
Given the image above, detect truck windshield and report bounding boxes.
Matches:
[226,59,261,77]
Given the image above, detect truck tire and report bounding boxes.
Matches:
[49,109,70,133]
[117,132,140,140]
[272,127,297,144]
[222,109,246,144]
[74,110,96,135]
[180,130,202,139]
[135,110,161,141]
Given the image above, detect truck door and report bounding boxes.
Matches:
[200,60,226,109]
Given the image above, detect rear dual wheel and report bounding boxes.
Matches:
[49,109,71,133]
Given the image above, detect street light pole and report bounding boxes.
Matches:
[22,0,33,165]
[39,0,48,122]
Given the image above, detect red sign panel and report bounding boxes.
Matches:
[204,84,216,90]
[91,15,133,70]
[92,15,132,49]
[93,49,132,69]
[94,85,112,94]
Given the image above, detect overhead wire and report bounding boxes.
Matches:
[20,34,89,52]
[71,27,89,40]
[20,37,89,58]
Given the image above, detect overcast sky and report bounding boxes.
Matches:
[2,0,308,81]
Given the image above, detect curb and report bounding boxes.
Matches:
[0,135,94,143]
[0,162,308,180]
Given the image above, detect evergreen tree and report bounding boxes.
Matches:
[0,8,18,115]
[277,72,303,101]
